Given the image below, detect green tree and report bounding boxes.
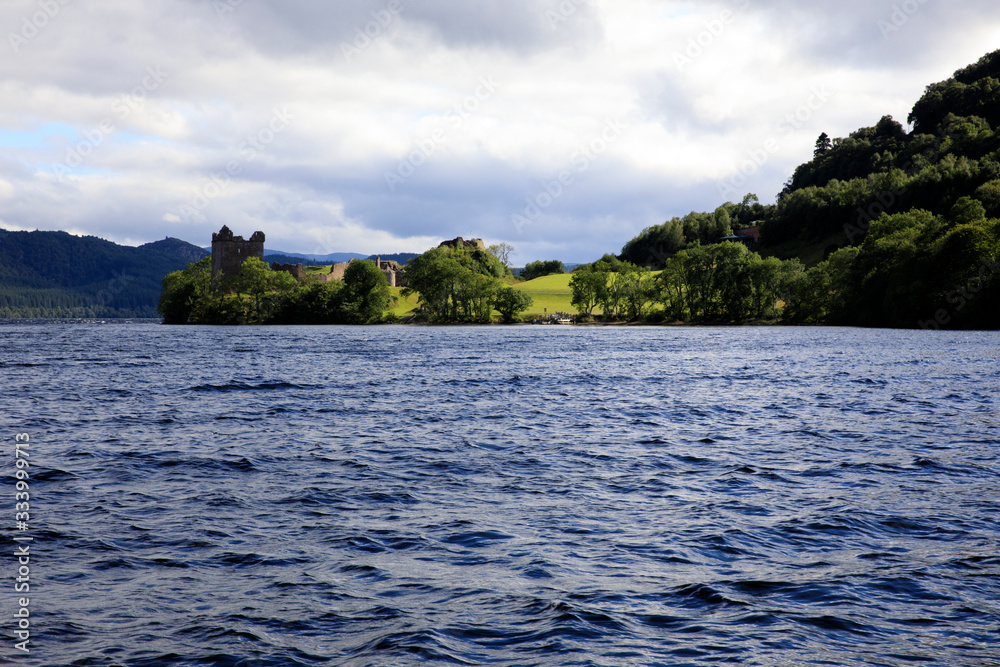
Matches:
[403,245,505,322]
[616,263,657,320]
[337,260,392,324]
[569,264,606,317]
[455,271,499,323]
[522,259,565,281]
[493,286,533,323]
[158,257,211,324]
[231,256,298,324]
[275,282,343,324]
[949,196,987,225]
[814,132,832,158]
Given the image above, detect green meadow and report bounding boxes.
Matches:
[511,274,579,318]
[386,273,581,321]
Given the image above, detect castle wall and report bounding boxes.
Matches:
[330,263,349,281]
[271,263,306,279]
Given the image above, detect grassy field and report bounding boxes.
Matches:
[385,274,580,320]
[387,287,420,318]
[511,273,579,318]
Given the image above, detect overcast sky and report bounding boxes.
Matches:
[1,0,998,263]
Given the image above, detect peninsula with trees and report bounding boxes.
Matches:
[155,50,1000,329]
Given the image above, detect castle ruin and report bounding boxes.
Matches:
[212,226,265,278]
[438,237,486,251]
[213,225,408,287]
[269,257,406,288]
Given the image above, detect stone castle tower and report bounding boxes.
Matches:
[211,225,265,277]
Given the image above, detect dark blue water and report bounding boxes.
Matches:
[2,323,999,666]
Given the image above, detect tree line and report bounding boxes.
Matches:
[158,257,394,325]
[569,244,801,323]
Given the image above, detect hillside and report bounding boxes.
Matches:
[620,49,1000,267]
[141,238,210,264]
[614,49,1000,329]
[0,230,208,318]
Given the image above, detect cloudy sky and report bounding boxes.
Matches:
[1,0,998,263]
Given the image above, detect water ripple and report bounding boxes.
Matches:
[1,323,998,666]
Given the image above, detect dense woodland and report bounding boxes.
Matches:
[0,233,206,318]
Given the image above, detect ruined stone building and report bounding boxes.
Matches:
[211,226,265,277]
[213,225,409,287]
[374,257,406,288]
[270,257,407,288]
[270,262,339,284]
[438,236,486,251]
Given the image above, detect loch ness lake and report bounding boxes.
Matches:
[2,322,998,666]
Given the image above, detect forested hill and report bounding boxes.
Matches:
[623,49,1000,266]
[764,49,1000,248]
[0,230,208,318]
[617,49,1000,329]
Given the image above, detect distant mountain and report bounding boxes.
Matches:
[141,237,209,264]
[263,254,335,267]
[265,250,368,263]
[264,252,419,266]
[0,229,204,318]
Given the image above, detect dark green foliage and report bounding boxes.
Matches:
[159,258,390,325]
[761,49,1000,252]
[274,282,344,324]
[0,229,205,318]
[909,51,1000,134]
[778,209,1000,329]
[618,202,755,269]
[814,132,832,158]
[158,258,212,324]
[494,286,533,323]
[403,244,507,323]
[521,260,565,281]
[781,116,909,196]
[569,264,607,317]
[654,244,801,323]
[336,260,392,324]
